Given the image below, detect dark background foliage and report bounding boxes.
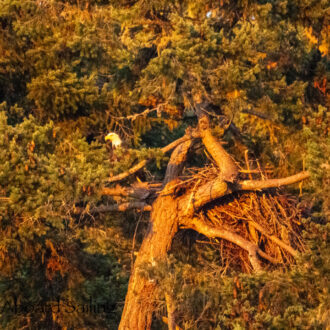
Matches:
[0,0,328,328]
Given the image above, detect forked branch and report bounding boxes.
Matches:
[186,217,278,272]
[190,171,310,211]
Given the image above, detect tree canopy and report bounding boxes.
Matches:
[0,0,329,329]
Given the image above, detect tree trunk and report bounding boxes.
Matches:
[116,117,310,329]
[118,189,179,330]
[119,139,194,329]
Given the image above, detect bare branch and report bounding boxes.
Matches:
[107,131,199,183]
[186,218,272,272]
[102,182,158,200]
[239,169,273,174]
[113,105,162,121]
[242,108,273,120]
[163,139,193,186]
[75,202,152,214]
[107,160,150,183]
[161,128,199,154]
[95,203,152,212]
[238,171,310,191]
[182,171,310,213]
[196,103,239,182]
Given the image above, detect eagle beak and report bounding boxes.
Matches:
[105,132,122,148]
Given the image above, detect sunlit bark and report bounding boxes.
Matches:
[119,139,193,330]
[115,125,310,329]
[118,191,179,330]
[196,103,239,182]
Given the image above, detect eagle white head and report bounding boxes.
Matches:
[105,132,122,148]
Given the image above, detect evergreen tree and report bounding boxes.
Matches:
[0,0,328,328]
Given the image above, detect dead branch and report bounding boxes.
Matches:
[163,139,193,186]
[75,202,152,214]
[113,106,161,121]
[107,160,151,183]
[196,103,239,182]
[102,182,158,200]
[239,169,273,174]
[239,171,310,191]
[242,108,273,120]
[107,132,199,183]
[187,218,273,272]
[97,202,152,212]
[187,171,310,211]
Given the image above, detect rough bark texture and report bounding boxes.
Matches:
[165,292,178,330]
[119,140,193,330]
[196,103,239,182]
[116,123,310,329]
[118,191,180,330]
[163,140,193,186]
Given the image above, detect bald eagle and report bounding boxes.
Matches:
[105,132,123,166]
[105,132,122,148]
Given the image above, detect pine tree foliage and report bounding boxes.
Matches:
[0,0,328,328]
[0,108,128,328]
[138,221,329,329]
